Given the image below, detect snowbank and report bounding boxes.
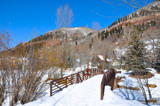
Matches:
[115,68,160,105]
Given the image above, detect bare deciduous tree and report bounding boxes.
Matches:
[0,31,10,52]
[56,4,73,40]
[56,4,73,28]
[92,22,100,30]
[0,30,47,106]
[120,0,160,12]
[0,31,11,106]
[103,0,153,9]
[55,4,73,77]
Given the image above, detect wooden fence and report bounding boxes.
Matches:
[50,68,104,96]
[100,68,116,100]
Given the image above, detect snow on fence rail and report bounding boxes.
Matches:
[100,68,117,100]
[50,68,104,96]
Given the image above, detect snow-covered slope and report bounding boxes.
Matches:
[45,27,97,38]
[19,75,144,106]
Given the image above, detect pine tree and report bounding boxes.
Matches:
[155,45,160,71]
[126,34,149,75]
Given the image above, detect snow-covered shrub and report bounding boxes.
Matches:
[19,50,47,105]
[0,70,8,106]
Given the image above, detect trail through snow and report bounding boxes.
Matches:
[20,75,144,106]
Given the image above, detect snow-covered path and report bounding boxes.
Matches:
[21,75,144,106]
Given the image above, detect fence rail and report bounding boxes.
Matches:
[100,68,116,100]
[50,68,104,96]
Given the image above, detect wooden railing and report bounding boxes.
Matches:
[100,68,116,100]
[50,68,104,96]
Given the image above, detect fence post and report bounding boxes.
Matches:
[83,71,84,80]
[50,81,53,96]
[87,70,88,79]
[71,75,73,85]
[89,69,91,78]
[65,78,68,87]
[101,80,104,100]
[101,84,103,100]
[76,73,79,83]
[100,68,116,100]
[96,69,97,75]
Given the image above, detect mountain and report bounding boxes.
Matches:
[5,27,97,58]
[45,27,97,38]
[2,1,160,69]
[96,1,160,59]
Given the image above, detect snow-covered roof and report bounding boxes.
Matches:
[97,55,105,61]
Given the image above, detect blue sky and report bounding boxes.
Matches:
[0,0,153,47]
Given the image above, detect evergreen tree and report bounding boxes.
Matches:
[126,34,149,75]
[105,31,109,39]
[151,20,156,26]
[155,45,160,71]
[157,46,160,61]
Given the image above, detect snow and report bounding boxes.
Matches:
[18,75,144,106]
[146,68,160,98]
[98,55,104,61]
[115,68,160,105]
[144,39,160,52]
[76,58,80,62]
[145,45,153,51]
[63,63,93,77]
[106,58,111,62]
[46,27,96,38]
[115,42,119,45]
[114,48,126,57]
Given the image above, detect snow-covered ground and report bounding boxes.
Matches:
[115,68,160,105]
[18,75,144,106]
[63,63,94,77]
[4,66,159,106]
